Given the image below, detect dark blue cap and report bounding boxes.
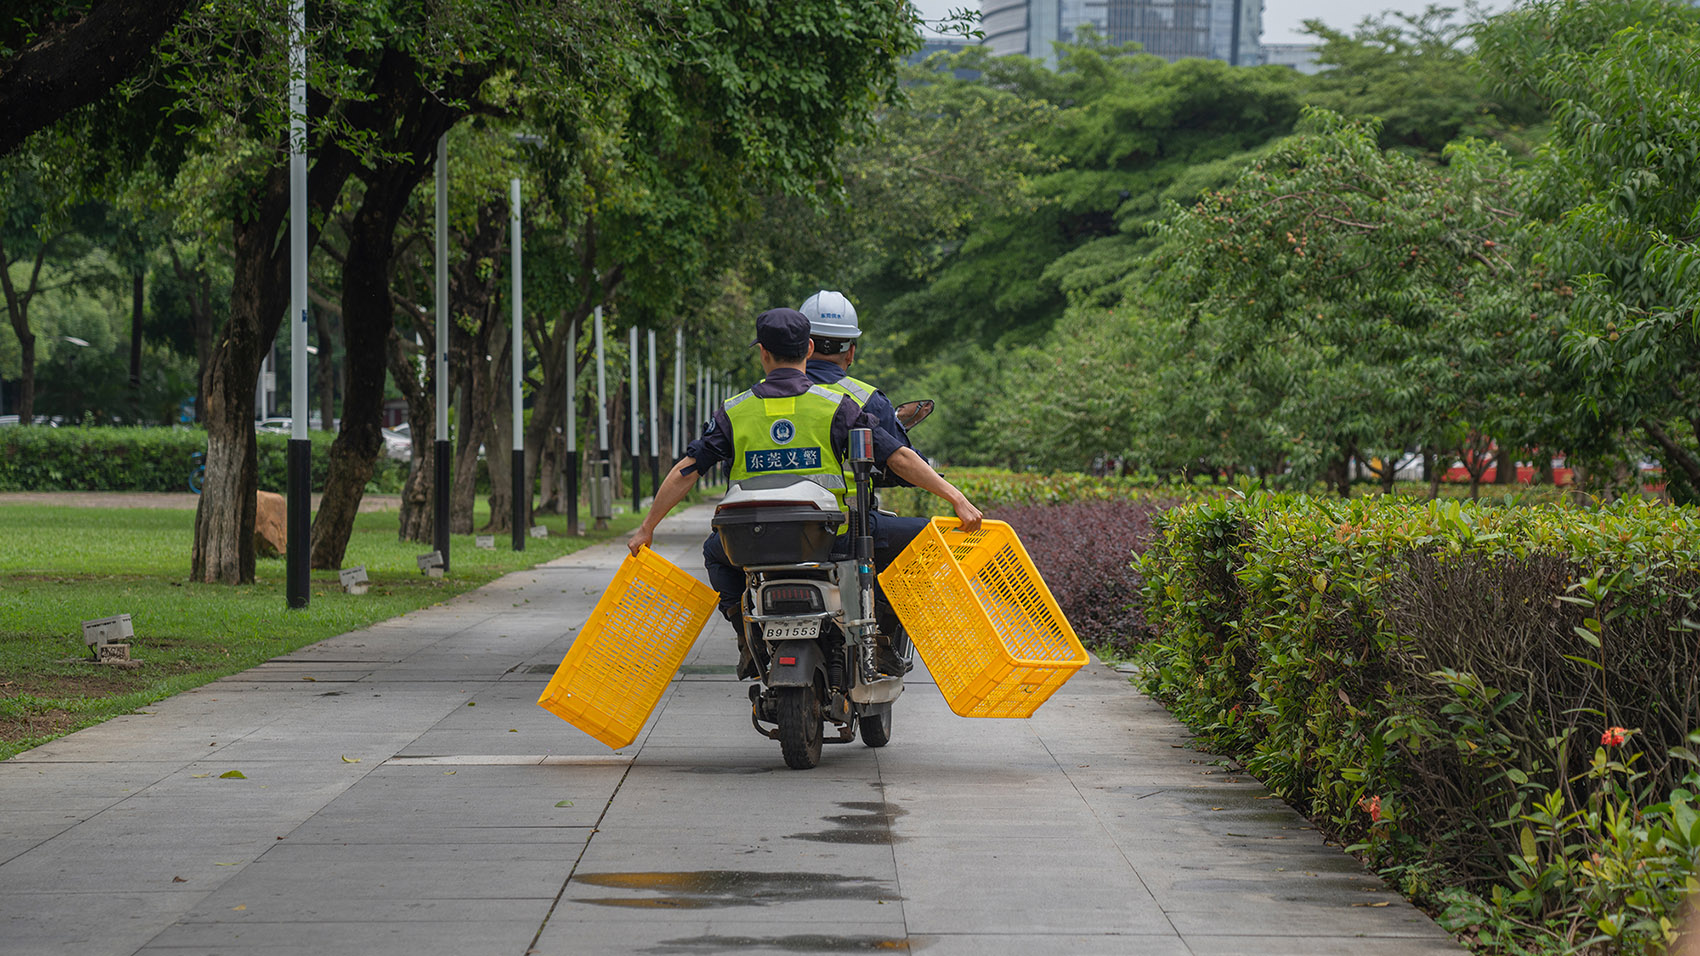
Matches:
[752,308,812,356]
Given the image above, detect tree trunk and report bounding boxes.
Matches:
[1495,443,1516,486]
[168,244,214,424]
[387,328,435,543]
[193,359,260,584]
[314,305,337,430]
[0,233,52,423]
[1325,454,1350,497]
[129,268,143,391]
[514,226,620,525]
[308,188,402,569]
[1535,452,1554,486]
[191,167,293,583]
[449,375,487,534]
[1643,418,1700,494]
[191,143,357,582]
[14,332,35,423]
[1424,447,1443,500]
[445,201,507,535]
[484,337,513,533]
[306,52,469,570]
[537,429,567,514]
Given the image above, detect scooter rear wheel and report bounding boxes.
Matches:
[859,702,893,748]
[777,686,823,769]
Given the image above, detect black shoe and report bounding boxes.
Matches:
[876,645,908,678]
[736,635,760,680]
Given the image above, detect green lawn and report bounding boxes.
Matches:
[0,502,645,759]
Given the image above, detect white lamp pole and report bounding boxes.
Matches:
[672,328,683,460]
[285,0,310,609]
[509,177,525,550]
[565,322,578,535]
[628,325,640,511]
[433,133,450,572]
[593,305,609,530]
[647,328,660,495]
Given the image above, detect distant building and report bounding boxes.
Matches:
[984,0,1262,67]
[1260,42,1323,74]
[908,36,981,79]
[910,36,977,63]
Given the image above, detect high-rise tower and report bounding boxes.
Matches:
[983,0,1262,67]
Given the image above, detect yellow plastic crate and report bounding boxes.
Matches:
[537,547,718,748]
[879,518,1087,718]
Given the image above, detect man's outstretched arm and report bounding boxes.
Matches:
[627,457,703,555]
[884,447,983,533]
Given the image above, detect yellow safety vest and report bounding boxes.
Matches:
[724,384,849,505]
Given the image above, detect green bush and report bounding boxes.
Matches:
[880,466,1209,517]
[1138,493,1700,953]
[0,426,408,494]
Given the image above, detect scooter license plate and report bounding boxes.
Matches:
[762,618,821,641]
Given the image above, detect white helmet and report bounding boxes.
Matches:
[799,290,861,340]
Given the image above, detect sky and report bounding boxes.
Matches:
[911,1,1515,44]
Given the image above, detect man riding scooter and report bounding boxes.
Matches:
[626,308,982,678]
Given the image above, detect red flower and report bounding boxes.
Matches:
[1358,795,1382,823]
[1601,727,1629,747]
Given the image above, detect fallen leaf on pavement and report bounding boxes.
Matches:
[219,770,246,779]
[341,756,360,763]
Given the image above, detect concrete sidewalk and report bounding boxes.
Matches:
[0,503,1463,956]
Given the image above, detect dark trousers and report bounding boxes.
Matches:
[703,512,929,621]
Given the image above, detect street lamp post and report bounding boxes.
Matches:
[672,328,683,461]
[565,322,579,536]
[509,177,525,551]
[285,0,310,610]
[647,329,660,496]
[593,305,610,531]
[433,133,451,573]
[628,325,640,512]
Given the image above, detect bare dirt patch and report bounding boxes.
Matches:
[0,708,80,745]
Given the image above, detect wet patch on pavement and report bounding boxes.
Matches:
[642,934,909,953]
[786,800,906,845]
[571,869,896,909]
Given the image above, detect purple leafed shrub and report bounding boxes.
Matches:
[990,499,1180,654]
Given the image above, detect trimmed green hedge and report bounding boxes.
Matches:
[881,466,1209,517]
[1138,493,1700,953]
[0,426,407,493]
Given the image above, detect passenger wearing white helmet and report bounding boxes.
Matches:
[798,290,914,482]
[800,290,931,669]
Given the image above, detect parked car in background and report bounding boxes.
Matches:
[256,417,408,460]
[381,428,411,461]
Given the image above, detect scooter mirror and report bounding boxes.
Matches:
[894,399,934,430]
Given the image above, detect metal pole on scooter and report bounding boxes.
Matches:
[848,428,879,682]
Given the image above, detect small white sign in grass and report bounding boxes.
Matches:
[416,551,444,578]
[339,565,369,595]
